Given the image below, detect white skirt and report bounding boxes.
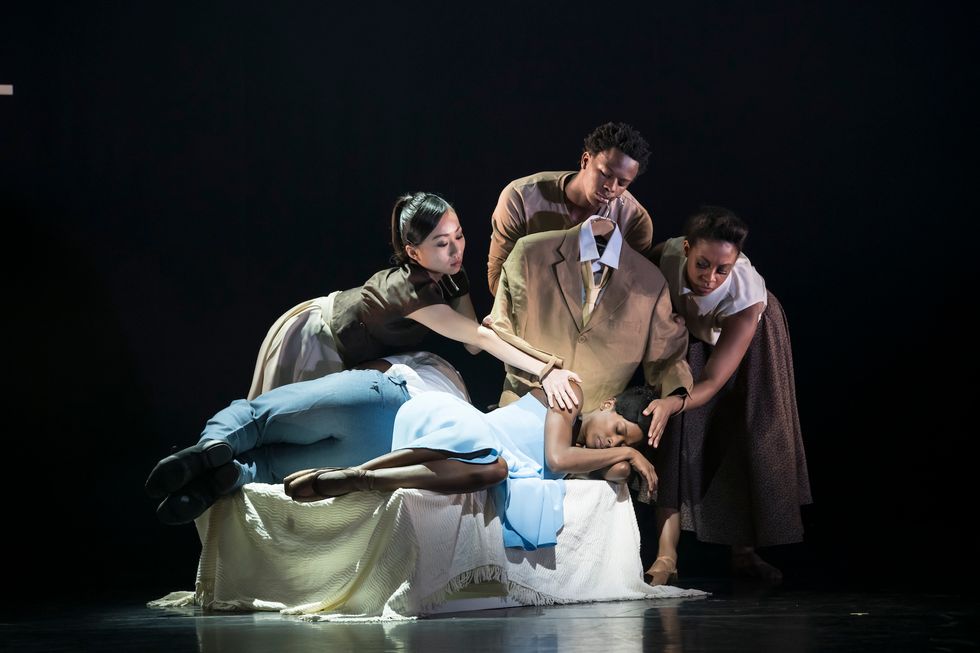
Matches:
[246,292,345,399]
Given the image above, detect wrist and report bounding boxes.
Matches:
[672,394,688,416]
[538,355,558,380]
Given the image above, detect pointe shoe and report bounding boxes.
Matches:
[312,467,375,499]
[644,555,679,586]
[156,462,240,525]
[145,440,235,498]
[732,551,783,584]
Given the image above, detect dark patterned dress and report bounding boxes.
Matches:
[653,291,812,546]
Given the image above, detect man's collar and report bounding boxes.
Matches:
[578,215,623,269]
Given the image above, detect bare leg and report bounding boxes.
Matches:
[356,447,478,471]
[367,458,509,493]
[731,546,783,583]
[644,508,680,585]
[284,450,508,501]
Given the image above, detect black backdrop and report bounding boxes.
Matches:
[3,2,975,601]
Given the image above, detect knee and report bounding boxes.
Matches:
[474,458,509,488]
[492,458,510,484]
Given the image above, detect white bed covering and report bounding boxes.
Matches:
[150,480,706,621]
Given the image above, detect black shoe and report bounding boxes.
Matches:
[156,462,240,525]
[145,440,235,498]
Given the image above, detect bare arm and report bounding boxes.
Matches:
[452,294,482,355]
[686,302,764,410]
[539,387,658,490]
[641,285,695,447]
[407,303,582,410]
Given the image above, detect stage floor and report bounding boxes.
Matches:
[3,577,976,652]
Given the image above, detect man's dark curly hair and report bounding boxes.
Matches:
[583,122,651,174]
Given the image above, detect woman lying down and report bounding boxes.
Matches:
[285,383,659,551]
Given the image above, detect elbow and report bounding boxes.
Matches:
[460,458,509,491]
[545,452,566,474]
[604,461,632,482]
[475,458,509,489]
[475,324,497,348]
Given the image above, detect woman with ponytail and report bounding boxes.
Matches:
[247,191,581,411]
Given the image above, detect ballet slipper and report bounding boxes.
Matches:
[311,467,375,498]
[644,555,679,586]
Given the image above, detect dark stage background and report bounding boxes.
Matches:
[2,3,975,601]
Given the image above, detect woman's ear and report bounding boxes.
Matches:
[682,239,691,256]
[405,244,419,263]
[600,398,615,411]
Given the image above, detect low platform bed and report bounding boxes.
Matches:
[150,479,705,622]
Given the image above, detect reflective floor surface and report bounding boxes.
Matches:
[3,578,977,652]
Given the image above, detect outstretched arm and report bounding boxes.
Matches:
[407,303,582,410]
[641,286,695,447]
[451,293,482,355]
[686,302,764,410]
[539,387,658,490]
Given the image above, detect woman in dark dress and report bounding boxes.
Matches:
[643,206,811,585]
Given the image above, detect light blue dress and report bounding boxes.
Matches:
[391,392,566,551]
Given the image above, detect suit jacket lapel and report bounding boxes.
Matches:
[554,228,584,332]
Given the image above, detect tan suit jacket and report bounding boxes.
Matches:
[489,225,693,412]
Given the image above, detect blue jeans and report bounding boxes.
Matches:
[199,368,411,489]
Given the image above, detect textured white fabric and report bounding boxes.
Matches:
[149,480,707,621]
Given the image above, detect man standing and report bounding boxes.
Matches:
[487,122,654,295]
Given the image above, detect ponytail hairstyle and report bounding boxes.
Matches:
[683,205,749,252]
[390,192,454,265]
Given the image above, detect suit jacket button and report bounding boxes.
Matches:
[578,335,587,343]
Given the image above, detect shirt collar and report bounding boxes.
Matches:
[578,216,623,269]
